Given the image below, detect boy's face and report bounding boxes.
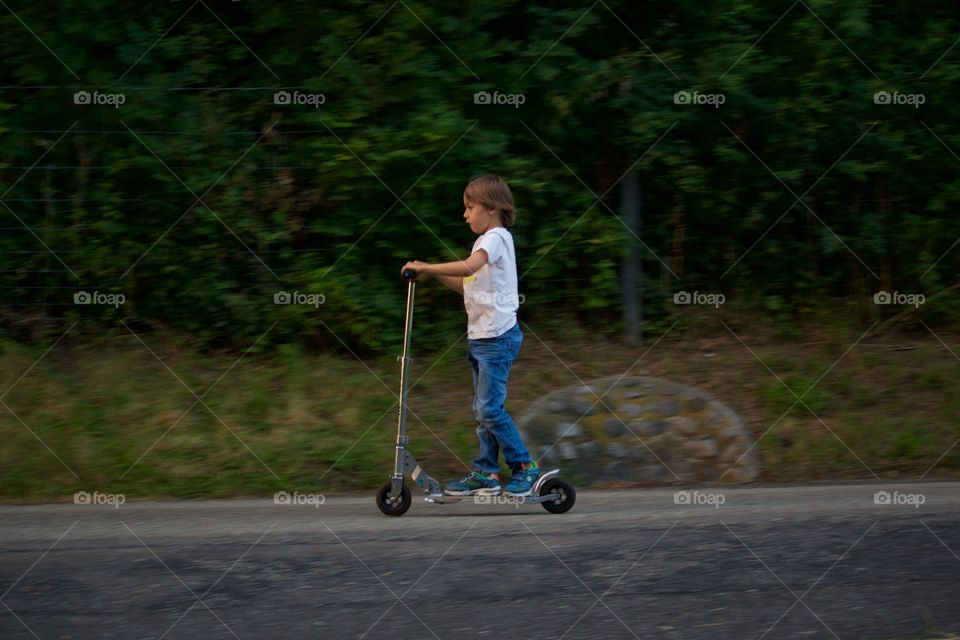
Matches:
[463,197,495,234]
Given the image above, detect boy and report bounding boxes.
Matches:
[400,174,539,496]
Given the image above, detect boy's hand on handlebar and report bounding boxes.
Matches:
[401,260,429,278]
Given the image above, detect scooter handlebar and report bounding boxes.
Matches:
[402,268,418,282]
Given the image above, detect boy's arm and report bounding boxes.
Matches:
[401,250,487,289]
[434,274,464,295]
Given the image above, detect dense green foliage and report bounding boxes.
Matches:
[2,1,958,351]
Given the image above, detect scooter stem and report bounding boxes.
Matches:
[393,278,416,495]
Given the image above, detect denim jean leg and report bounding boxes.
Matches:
[469,347,501,474]
[469,323,532,473]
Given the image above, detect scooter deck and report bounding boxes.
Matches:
[423,468,563,505]
[425,492,556,504]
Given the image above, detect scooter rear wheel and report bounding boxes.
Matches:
[539,478,576,514]
[376,479,412,516]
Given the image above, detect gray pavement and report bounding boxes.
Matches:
[1,482,959,639]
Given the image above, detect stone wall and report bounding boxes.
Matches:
[517,376,758,485]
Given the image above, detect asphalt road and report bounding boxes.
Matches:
[2,482,959,640]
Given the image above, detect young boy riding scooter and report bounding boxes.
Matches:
[400,174,539,496]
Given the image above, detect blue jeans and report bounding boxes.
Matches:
[468,322,532,474]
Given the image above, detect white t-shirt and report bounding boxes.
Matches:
[463,227,519,339]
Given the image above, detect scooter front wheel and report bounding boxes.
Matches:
[539,478,576,514]
[376,479,412,516]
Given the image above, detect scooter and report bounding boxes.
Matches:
[375,269,577,517]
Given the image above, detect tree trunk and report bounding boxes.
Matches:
[620,172,641,345]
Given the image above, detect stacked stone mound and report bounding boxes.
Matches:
[517,376,757,485]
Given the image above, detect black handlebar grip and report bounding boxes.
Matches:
[402,268,417,281]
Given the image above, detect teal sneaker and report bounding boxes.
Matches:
[505,464,540,496]
[444,471,501,496]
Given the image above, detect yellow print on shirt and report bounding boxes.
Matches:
[463,273,478,285]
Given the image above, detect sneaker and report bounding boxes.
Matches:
[444,471,501,496]
[504,464,540,496]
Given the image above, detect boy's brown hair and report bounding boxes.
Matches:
[464,174,516,227]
